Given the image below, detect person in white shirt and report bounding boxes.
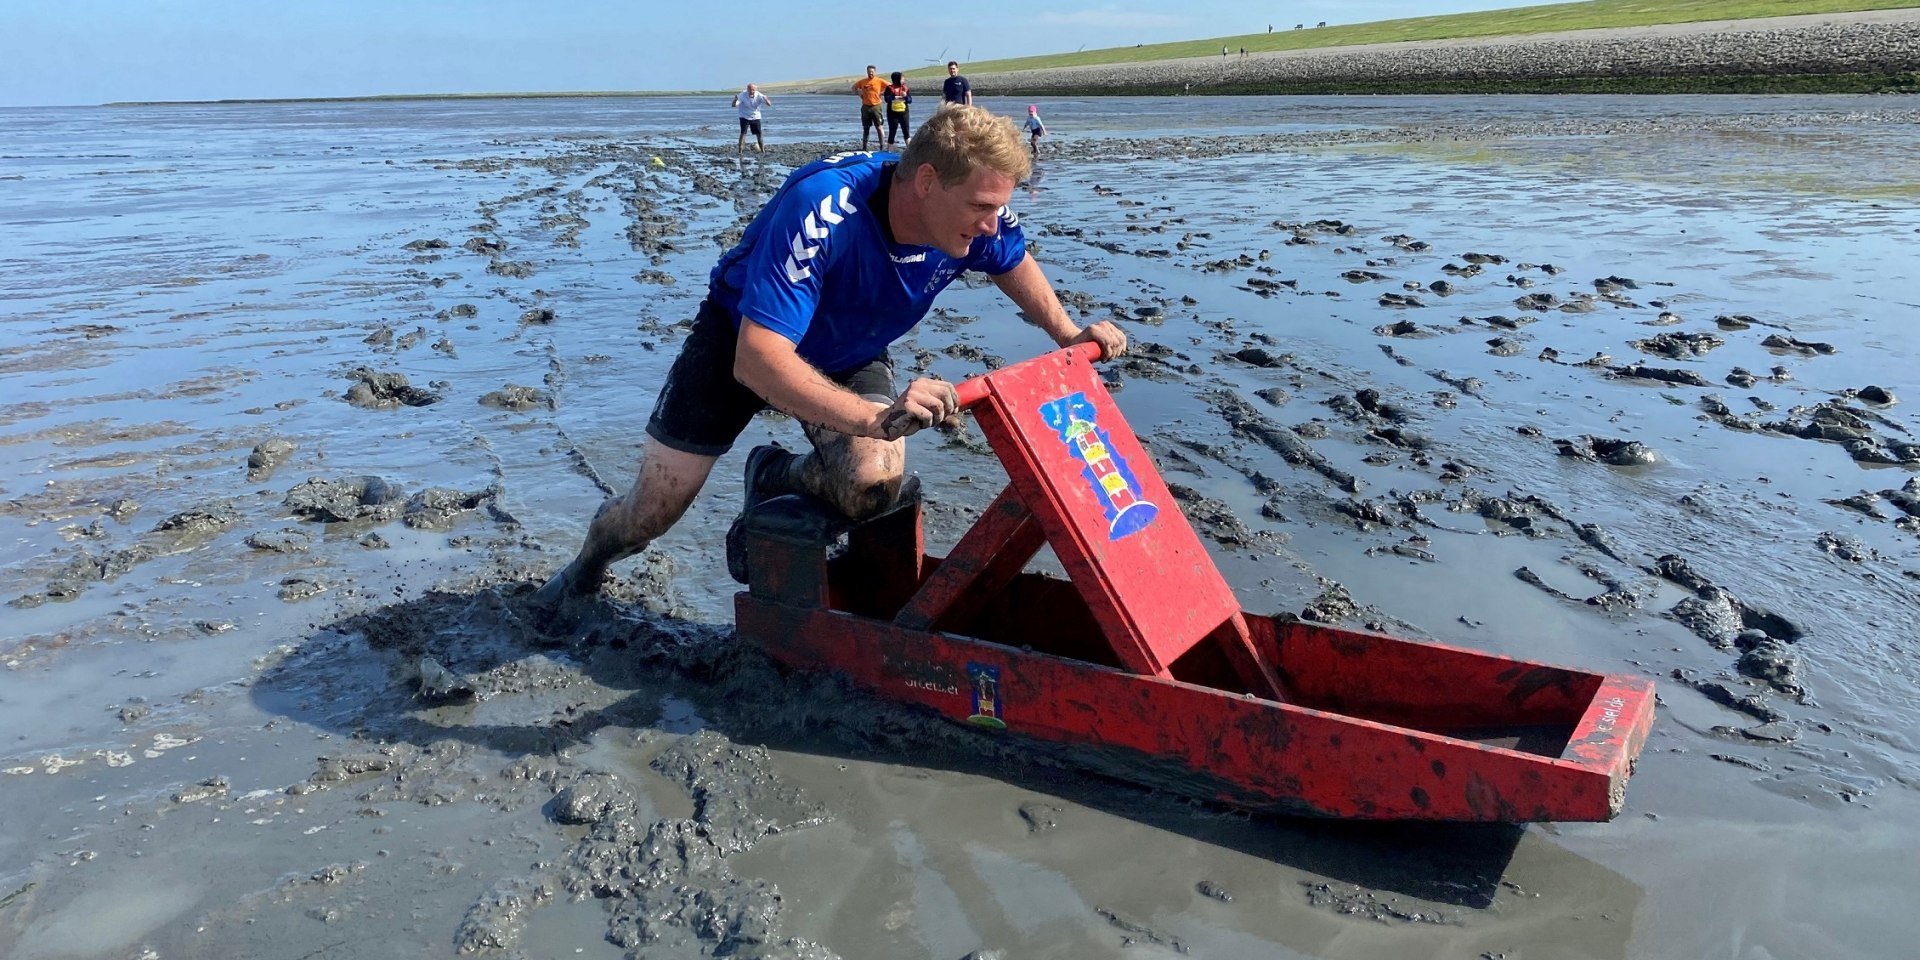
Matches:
[732,83,773,153]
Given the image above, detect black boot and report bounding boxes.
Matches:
[727,444,800,583]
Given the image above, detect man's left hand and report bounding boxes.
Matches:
[1065,321,1127,361]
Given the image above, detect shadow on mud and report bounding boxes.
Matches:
[253,578,1546,911]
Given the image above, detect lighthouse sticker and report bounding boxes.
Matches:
[1038,392,1159,541]
[966,662,1006,729]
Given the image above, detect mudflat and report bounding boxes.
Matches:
[1,93,1917,958]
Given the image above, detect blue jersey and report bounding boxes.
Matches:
[708,152,1027,373]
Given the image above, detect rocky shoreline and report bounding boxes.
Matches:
[794,10,1920,96]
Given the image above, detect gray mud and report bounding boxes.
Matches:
[3,94,1918,960]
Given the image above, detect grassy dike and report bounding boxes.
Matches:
[1005,72,1920,97]
[904,0,1920,80]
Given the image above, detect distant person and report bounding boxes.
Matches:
[883,71,913,148]
[1025,105,1046,157]
[1222,45,1229,59]
[853,65,887,149]
[942,60,973,106]
[731,83,772,154]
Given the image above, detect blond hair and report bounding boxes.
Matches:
[897,104,1030,187]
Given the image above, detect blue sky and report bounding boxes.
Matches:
[2,0,1526,106]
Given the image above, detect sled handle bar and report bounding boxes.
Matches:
[953,340,1101,409]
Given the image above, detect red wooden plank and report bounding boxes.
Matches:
[894,485,1046,635]
[739,596,1631,821]
[970,348,1242,677]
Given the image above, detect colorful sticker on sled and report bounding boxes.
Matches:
[967,662,1006,729]
[1038,391,1159,541]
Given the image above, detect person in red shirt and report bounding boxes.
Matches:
[883,72,913,148]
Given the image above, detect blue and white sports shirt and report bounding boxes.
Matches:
[708,151,1027,374]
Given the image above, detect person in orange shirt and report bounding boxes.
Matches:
[851,65,887,150]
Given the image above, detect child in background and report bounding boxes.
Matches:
[1026,105,1047,157]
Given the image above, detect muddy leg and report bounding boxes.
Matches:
[532,439,716,607]
[787,401,904,520]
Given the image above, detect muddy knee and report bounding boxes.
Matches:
[829,468,902,520]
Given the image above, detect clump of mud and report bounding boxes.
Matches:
[1750,400,1920,466]
[344,368,441,408]
[286,476,407,523]
[1302,880,1458,924]
[1760,334,1836,356]
[245,528,313,553]
[149,502,238,536]
[278,477,505,532]
[1650,554,1810,702]
[1607,363,1712,387]
[1554,435,1659,466]
[477,384,553,410]
[560,731,834,957]
[403,485,510,532]
[246,438,297,481]
[1631,331,1724,359]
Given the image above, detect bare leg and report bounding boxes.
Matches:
[792,401,905,520]
[749,399,905,521]
[532,439,717,606]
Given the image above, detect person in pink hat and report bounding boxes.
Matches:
[1025,104,1047,157]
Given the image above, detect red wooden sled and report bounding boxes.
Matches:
[734,342,1653,821]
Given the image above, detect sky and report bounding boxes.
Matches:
[1,0,1530,107]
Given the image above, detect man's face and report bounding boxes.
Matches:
[866,67,877,79]
[947,64,959,77]
[916,164,1015,259]
[746,84,757,96]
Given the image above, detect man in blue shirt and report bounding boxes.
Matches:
[533,106,1125,607]
[942,61,972,106]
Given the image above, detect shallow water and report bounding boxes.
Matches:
[2,94,1918,959]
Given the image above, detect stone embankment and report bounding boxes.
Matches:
[801,10,1920,95]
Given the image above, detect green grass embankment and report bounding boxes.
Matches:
[997,71,1920,97]
[905,0,1920,79]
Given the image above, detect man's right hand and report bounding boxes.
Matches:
[1065,320,1128,361]
[872,378,960,440]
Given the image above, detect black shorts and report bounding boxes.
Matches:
[738,117,762,135]
[645,299,896,457]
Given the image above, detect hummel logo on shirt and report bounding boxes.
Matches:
[784,186,860,284]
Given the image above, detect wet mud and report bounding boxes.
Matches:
[3,95,1919,959]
